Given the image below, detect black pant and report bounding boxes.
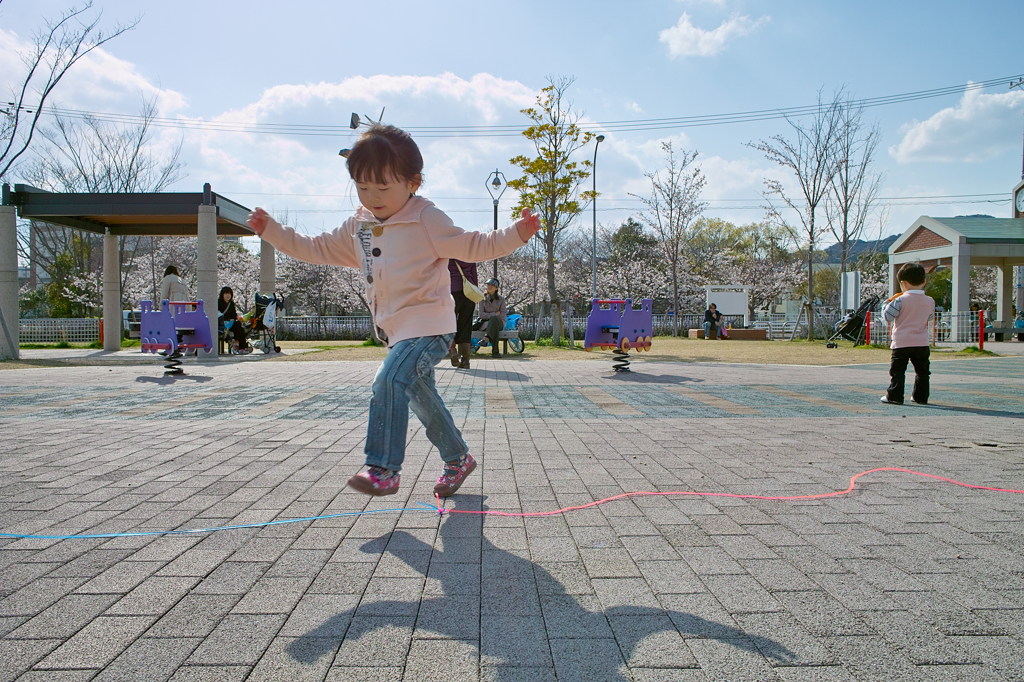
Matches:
[222,321,248,349]
[887,346,930,404]
[452,290,475,344]
[474,316,504,353]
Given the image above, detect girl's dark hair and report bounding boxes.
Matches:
[220,286,233,298]
[898,262,926,286]
[346,124,423,185]
[164,265,179,277]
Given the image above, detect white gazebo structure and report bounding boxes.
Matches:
[888,178,1024,341]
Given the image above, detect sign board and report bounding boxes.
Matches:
[840,271,861,311]
[705,285,750,327]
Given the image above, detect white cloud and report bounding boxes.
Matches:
[183,73,544,234]
[889,85,1024,164]
[0,28,186,115]
[659,12,768,58]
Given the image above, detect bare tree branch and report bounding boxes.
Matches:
[629,142,707,335]
[0,2,140,179]
[824,97,884,274]
[747,89,845,340]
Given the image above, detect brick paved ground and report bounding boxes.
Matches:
[0,355,1022,681]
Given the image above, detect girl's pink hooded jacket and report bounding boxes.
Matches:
[259,196,529,346]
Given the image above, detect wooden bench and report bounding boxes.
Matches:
[688,328,766,340]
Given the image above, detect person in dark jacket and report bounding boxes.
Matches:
[448,259,478,369]
[703,303,719,340]
[218,286,250,354]
[476,278,507,358]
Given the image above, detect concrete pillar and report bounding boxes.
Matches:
[259,241,275,295]
[0,205,19,359]
[997,262,1013,327]
[1016,265,1023,314]
[951,245,971,343]
[102,232,121,352]
[196,205,218,357]
[888,260,899,298]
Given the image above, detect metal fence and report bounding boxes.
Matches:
[277,316,375,341]
[276,312,750,342]
[19,318,100,343]
[511,312,745,340]
[866,310,994,349]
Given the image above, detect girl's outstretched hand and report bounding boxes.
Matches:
[247,207,270,236]
[515,208,542,241]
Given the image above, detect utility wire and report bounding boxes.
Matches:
[7,74,1022,138]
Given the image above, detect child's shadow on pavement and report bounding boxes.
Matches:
[287,495,796,678]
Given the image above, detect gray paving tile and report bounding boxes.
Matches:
[9,593,119,639]
[247,636,335,682]
[548,638,627,682]
[403,638,480,681]
[34,615,153,669]
[186,613,286,666]
[0,637,62,682]
[91,636,199,682]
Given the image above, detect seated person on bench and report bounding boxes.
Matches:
[218,286,251,354]
[473,278,506,358]
[703,303,719,339]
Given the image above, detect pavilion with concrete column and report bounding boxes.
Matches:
[887,179,1024,341]
[0,182,275,359]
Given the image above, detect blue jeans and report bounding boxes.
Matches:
[364,333,468,472]
[703,321,716,338]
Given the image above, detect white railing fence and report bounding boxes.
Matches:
[19,318,100,343]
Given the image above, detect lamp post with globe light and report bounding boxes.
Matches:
[591,135,605,301]
[486,169,507,279]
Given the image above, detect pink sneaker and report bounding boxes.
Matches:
[348,466,400,496]
[433,454,477,498]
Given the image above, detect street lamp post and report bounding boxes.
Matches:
[591,135,605,301]
[486,169,507,279]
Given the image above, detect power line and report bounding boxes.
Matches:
[273,198,1010,215]
[9,74,1022,139]
[223,190,1011,202]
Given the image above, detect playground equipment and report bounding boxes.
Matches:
[583,298,653,372]
[140,300,213,375]
[471,313,524,354]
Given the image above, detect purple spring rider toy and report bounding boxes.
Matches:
[139,300,213,375]
[582,298,653,372]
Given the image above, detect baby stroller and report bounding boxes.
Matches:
[826,295,880,348]
[242,292,284,354]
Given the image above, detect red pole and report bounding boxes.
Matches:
[864,310,871,345]
[99,318,104,344]
[979,309,985,351]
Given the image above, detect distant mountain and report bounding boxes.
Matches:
[822,235,899,264]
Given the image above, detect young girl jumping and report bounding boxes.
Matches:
[246,124,540,497]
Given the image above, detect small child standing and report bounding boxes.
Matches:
[881,262,935,405]
[246,124,540,497]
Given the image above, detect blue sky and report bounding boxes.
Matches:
[3,0,1023,249]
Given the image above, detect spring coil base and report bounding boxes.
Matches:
[163,350,185,375]
[611,348,631,372]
